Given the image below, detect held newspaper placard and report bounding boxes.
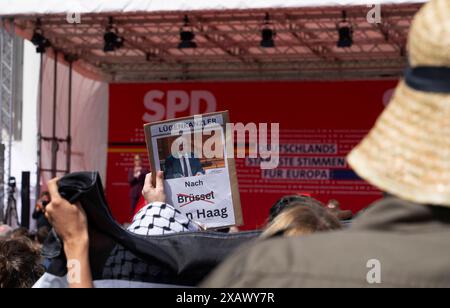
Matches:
[144,111,243,229]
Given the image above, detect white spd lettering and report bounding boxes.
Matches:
[143,90,217,122]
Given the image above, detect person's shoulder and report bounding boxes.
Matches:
[202,231,357,288]
[165,154,176,162]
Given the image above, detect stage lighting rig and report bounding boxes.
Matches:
[178,15,197,49]
[104,17,124,52]
[337,11,353,48]
[260,13,276,48]
[31,19,51,53]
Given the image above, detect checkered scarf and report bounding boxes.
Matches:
[127,202,201,235]
[102,202,200,282]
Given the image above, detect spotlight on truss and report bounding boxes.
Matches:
[178,15,197,49]
[337,11,353,48]
[260,13,276,48]
[104,17,124,52]
[31,19,51,53]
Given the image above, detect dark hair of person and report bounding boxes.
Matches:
[0,237,45,288]
[36,227,50,245]
[10,227,34,241]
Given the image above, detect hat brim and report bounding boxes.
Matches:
[347,80,450,207]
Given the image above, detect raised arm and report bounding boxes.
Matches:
[45,178,93,288]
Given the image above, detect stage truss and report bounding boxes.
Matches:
[0,21,15,221]
[13,4,422,81]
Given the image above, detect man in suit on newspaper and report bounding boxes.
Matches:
[164,145,205,180]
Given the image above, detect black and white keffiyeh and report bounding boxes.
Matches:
[101,202,201,283]
[127,202,201,235]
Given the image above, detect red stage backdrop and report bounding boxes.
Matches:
[107,81,397,229]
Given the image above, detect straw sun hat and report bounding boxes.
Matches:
[347,0,450,206]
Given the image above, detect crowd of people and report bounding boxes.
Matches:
[1,0,449,288]
[0,172,351,288]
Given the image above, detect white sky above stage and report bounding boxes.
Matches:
[0,0,427,16]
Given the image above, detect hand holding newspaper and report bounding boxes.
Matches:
[144,111,243,229]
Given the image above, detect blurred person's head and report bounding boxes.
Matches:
[269,195,325,223]
[37,191,51,211]
[41,191,50,200]
[0,237,44,288]
[133,154,142,167]
[10,227,33,241]
[40,191,50,203]
[262,203,342,238]
[36,227,49,245]
[0,225,13,239]
[347,0,450,208]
